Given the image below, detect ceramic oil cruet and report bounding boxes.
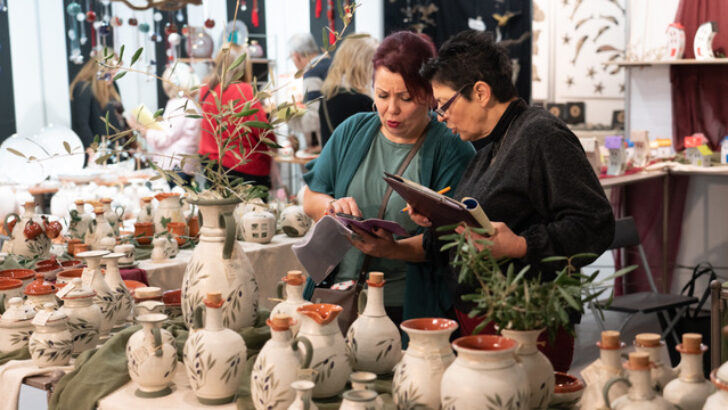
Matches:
[102,252,133,327]
[440,335,530,410]
[634,333,677,391]
[126,313,177,398]
[251,314,313,410]
[579,330,628,410]
[297,303,352,398]
[100,197,124,235]
[705,342,728,409]
[0,296,35,353]
[28,303,73,367]
[138,197,154,223]
[58,278,102,355]
[603,352,677,409]
[24,273,58,310]
[501,328,555,409]
[392,318,458,409]
[68,199,92,239]
[287,380,318,410]
[183,292,247,405]
[662,333,714,410]
[153,192,185,233]
[270,270,311,335]
[346,272,401,374]
[86,207,115,250]
[77,250,115,336]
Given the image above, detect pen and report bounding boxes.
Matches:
[401,186,451,213]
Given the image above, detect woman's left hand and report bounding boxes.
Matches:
[455,222,527,259]
[349,225,396,259]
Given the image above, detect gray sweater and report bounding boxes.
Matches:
[424,99,615,312]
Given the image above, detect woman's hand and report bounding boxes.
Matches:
[349,226,396,259]
[455,222,527,259]
[326,197,362,218]
[407,205,432,228]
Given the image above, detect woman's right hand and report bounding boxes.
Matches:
[407,205,432,228]
[326,197,362,218]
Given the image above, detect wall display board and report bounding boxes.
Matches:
[0,5,15,141]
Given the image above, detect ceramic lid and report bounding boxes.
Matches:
[32,303,67,325]
[350,371,377,384]
[0,269,36,282]
[62,278,96,300]
[76,250,110,259]
[155,192,180,201]
[0,297,35,322]
[100,198,113,204]
[24,273,57,296]
[0,277,23,290]
[74,199,85,205]
[135,287,163,299]
[93,207,105,215]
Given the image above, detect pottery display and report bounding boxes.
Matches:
[441,335,530,410]
[78,250,115,335]
[287,380,318,410]
[501,328,555,409]
[28,303,73,367]
[580,331,628,410]
[551,372,585,409]
[340,389,378,410]
[153,193,185,234]
[393,318,458,409]
[279,206,312,238]
[0,277,24,310]
[242,210,277,244]
[0,296,35,353]
[138,197,154,223]
[251,315,313,410]
[24,273,58,310]
[603,352,677,409]
[3,201,52,259]
[181,197,258,331]
[184,293,247,405]
[296,303,352,398]
[662,333,714,410]
[126,313,177,398]
[86,207,115,250]
[705,357,728,409]
[58,278,103,355]
[102,252,133,326]
[270,270,311,335]
[634,333,677,391]
[346,272,401,374]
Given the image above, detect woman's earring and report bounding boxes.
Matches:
[372,102,377,112]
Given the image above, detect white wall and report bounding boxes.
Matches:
[354,0,384,41]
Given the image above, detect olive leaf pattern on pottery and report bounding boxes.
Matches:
[392,362,423,410]
[26,237,50,258]
[113,285,133,317]
[9,330,32,347]
[251,355,289,409]
[68,318,98,345]
[312,353,337,385]
[184,331,215,390]
[181,261,207,327]
[128,341,177,380]
[95,289,117,321]
[29,337,72,363]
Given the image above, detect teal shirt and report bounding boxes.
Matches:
[304,112,475,319]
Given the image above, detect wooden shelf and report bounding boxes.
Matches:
[607,58,728,67]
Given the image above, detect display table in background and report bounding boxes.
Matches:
[139,234,306,309]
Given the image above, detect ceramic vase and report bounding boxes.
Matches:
[102,252,133,326]
[126,313,177,398]
[634,333,677,391]
[346,272,401,374]
[153,193,185,233]
[251,315,313,410]
[392,318,458,409]
[242,210,276,244]
[67,200,92,240]
[78,250,115,336]
[662,334,714,410]
[0,296,35,353]
[183,293,247,405]
[551,372,585,409]
[579,331,628,410]
[181,197,258,331]
[101,198,124,235]
[59,278,103,355]
[287,380,318,410]
[279,206,312,238]
[297,303,352,398]
[705,359,728,409]
[603,352,677,410]
[349,372,385,410]
[340,390,378,410]
[270,270,311,335]
[3,201,51,259]
[28,303,73,367]
[441,335,530,410]
[86,208,115,250]
[23,273,58,310]
[501,328,555,409]
[0,277,24,310]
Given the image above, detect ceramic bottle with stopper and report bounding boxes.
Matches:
[634,333,677,391]
[270,270,311,335]
[705,326,728,409]
[662,333,714,410]
[603,352,677,409]
[579,330,628,410]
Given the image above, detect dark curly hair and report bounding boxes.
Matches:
[420,30,516,103]
[373,31,437,106]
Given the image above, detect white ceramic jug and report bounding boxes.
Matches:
[102,252,133,327]
[270,270,311,335]
[579,330,628,410]
[78,250,115,336]
[662,333,714,410]
[153,193,185,233]
[126,313,177,398]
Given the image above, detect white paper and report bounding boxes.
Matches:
[468,17,486,32]
[55,281,77,299]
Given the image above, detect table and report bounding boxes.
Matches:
[139,234,306,309]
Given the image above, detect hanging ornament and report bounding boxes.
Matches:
[138,22,150,33]
[99,22,111,37]
[315,0,322,18]
[204,18,215,29]
[181,24,189,36]
[150,32,161,42]
[164,22,177,35]
[92,21,104,54]
[87,10,97,49]
[86,10,96,22]
[66,2,83,64]
[240,1,247,12]
[327,0,335,45]
[112,16,122,27]
[251,0,259,28]
[0,0,7,13]
[128,17,138,26]
[76,12,88,45]
[152,11,163,42]
[176,9,184,23]
[168,32,181,61]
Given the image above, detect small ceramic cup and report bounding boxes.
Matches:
[134,222,154,245]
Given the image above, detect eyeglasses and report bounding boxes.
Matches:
[434,83,472,117]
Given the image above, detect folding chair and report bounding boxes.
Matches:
[592,217,698,345]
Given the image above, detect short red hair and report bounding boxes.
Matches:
[372,31,437,106]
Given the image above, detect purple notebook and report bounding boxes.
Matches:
[334,214,409,237]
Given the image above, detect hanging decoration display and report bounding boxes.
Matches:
[67,2,84,64]
[251,0,259,28]
[327,0,335,45]
[315,0,322,19]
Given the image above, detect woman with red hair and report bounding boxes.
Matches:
[302,31,475,324]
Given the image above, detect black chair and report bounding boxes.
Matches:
[592,217,698,345]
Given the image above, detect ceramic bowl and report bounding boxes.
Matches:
[550,372,585,408]
[34,265,61,281]
[57,268,83,284]
[0,269,36,287]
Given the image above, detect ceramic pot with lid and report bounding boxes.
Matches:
[270,270,311,335]
[24,273,58,310]
[28,303,73,367]
[58,278,102,355]
[0,296,35,353]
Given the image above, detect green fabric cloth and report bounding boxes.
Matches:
[0,347,30,366]
[338,132,423,307]
[303,112,476,320]
[0,255,27,271]
[49,310,272,410]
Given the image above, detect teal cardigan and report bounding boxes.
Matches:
[303,112,475,320]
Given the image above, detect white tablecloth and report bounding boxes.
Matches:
[138,234,306,309]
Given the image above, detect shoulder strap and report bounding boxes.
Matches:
[322,98,335,135]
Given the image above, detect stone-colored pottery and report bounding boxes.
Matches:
[251,315,313,410]
[86,207,115,250]
[181,197,258,331]
[242,210,276,244]
[3,201,51,259]
[0,296,35,353]
[340,389,378,410]
[346,272,401,374]
[501,328,555,409]
[270,270,311,335]
[153,193,185,234]
[550,372,585,409]
[184,293,247,405]
[138,197,154,223]
[393,318,458,409]
[287,380,318,410]
[279,206,312,238]
[705,358,728,409]
[126,313,177,397]
[349,372,385,409]
[662,333,714,410]
[135,300,165,316]
[114,244,135,264]
[24,273,58,310]
[68,200,92,240]
[78,250,115,335]
[102,252,133,326]
[634,333,677,391]
[100,197,124,236]
[441,335,529,410]
[28,303,73,367]
[603,352,677,410]
[0,277,24,310]
[59,278,102,355]
[580,331,628,410]
[297,303,352,398]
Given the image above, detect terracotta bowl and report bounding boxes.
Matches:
[37,259,60,269]
[550,372,585,408]
[34,264,61,281]
[0,269,36,286]
[123,280,147,296]
[60,260,82,268]
[57,268,84,284]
